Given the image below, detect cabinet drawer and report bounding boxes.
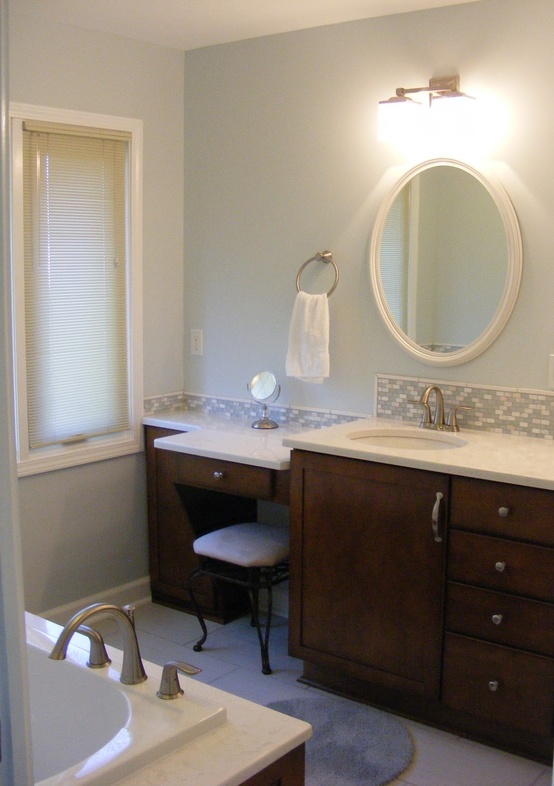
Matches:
[442,634,554,735]
[450,476,554,545]
[448,530,554,602]
[445,582,554,657]
[164,452,274,499]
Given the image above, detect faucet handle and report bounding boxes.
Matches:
[77,625,111,668]
[157,660,202,700]
[408,399,432,428]
[446,405,474,432]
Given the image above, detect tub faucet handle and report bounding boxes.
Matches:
[157,660,202,700]
[77,624,111,669]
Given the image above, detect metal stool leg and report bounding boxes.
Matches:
[188,567,209,651]
[247,568,273,675]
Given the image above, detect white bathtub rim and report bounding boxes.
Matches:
[26,614,227,786]
[25,612,312,786]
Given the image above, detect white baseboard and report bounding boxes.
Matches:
[40,576,151,625]
[40,575,289,624]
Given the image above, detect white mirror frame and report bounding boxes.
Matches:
[369,158,523,366]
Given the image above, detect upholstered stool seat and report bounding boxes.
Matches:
[188,522,289,674]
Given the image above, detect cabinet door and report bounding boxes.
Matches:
[289,450,448,697]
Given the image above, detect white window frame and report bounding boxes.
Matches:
[10,104,143,476]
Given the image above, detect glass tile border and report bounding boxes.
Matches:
[144,376,554,440]
[143,391,367,429]
[375,374,554,440]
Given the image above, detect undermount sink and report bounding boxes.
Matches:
[346,427,467,451]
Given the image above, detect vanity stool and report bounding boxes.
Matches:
[188,522,289,674]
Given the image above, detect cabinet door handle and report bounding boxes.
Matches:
[492,614,503,625]
[495,561,506,573]
[498,506,510,518]
[488,680,500,692]
[213,471,225,480]
[431,492,443,543]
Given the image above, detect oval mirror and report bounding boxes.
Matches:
[247,371,280,429]
[369,158,522,365]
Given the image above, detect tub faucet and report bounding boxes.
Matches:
[49,603,147,685]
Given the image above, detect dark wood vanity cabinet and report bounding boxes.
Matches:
[145,425,289,621]
[289,450,554,762]
[443,475,554,758]
[288,450,448,697]
[239,745,305,786]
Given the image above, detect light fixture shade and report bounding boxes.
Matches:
[429,93,478,141]
[377,75,480,152]
[378,97,424,145]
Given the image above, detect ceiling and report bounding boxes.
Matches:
[12,0,481,51]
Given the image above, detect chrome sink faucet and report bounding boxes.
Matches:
[422,384,445,429]
[49,603,147,685]
[410,384,473,432]
[410,384,445,429]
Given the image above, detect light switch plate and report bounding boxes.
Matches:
[191,329,203,356]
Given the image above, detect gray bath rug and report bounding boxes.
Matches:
[267,695,414,786]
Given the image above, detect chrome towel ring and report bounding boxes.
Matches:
[296,251,339,298]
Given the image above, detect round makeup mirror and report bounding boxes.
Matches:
[247,371,281,429]
[369,158,522,365]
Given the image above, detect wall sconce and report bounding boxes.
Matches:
[378,75,476,146]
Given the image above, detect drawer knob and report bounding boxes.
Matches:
[488,680,500,692]
[495,561,506,573]
[491,614,503,625]
[498,506,510,518]
[213,471,225,480]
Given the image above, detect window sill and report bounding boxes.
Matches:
[16,434,143,477]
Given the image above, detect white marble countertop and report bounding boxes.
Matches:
[282,416,554,490]
[143,410,240,432]
[27,613,311,786]
[146,411,303,470]
[145,410,554,489]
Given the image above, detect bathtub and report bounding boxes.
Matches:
[26,615,227,785]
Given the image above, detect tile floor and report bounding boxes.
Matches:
[95,601,553,786]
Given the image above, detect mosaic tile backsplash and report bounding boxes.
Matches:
[144,374,554,441]
[376,375,554,440]
[143,391,366,429]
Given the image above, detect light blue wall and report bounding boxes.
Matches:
[183,0,554,412]
[9,12,185,612]
[8,0,554,612]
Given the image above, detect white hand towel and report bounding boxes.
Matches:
[285,291,330,383]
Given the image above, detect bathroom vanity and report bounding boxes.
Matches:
[144,410,554,761]
[283,419,554,763]
[144,413,293,620]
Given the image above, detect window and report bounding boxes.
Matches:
[10,105,143,475]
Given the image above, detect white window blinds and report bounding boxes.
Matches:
[22,127,130,448]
